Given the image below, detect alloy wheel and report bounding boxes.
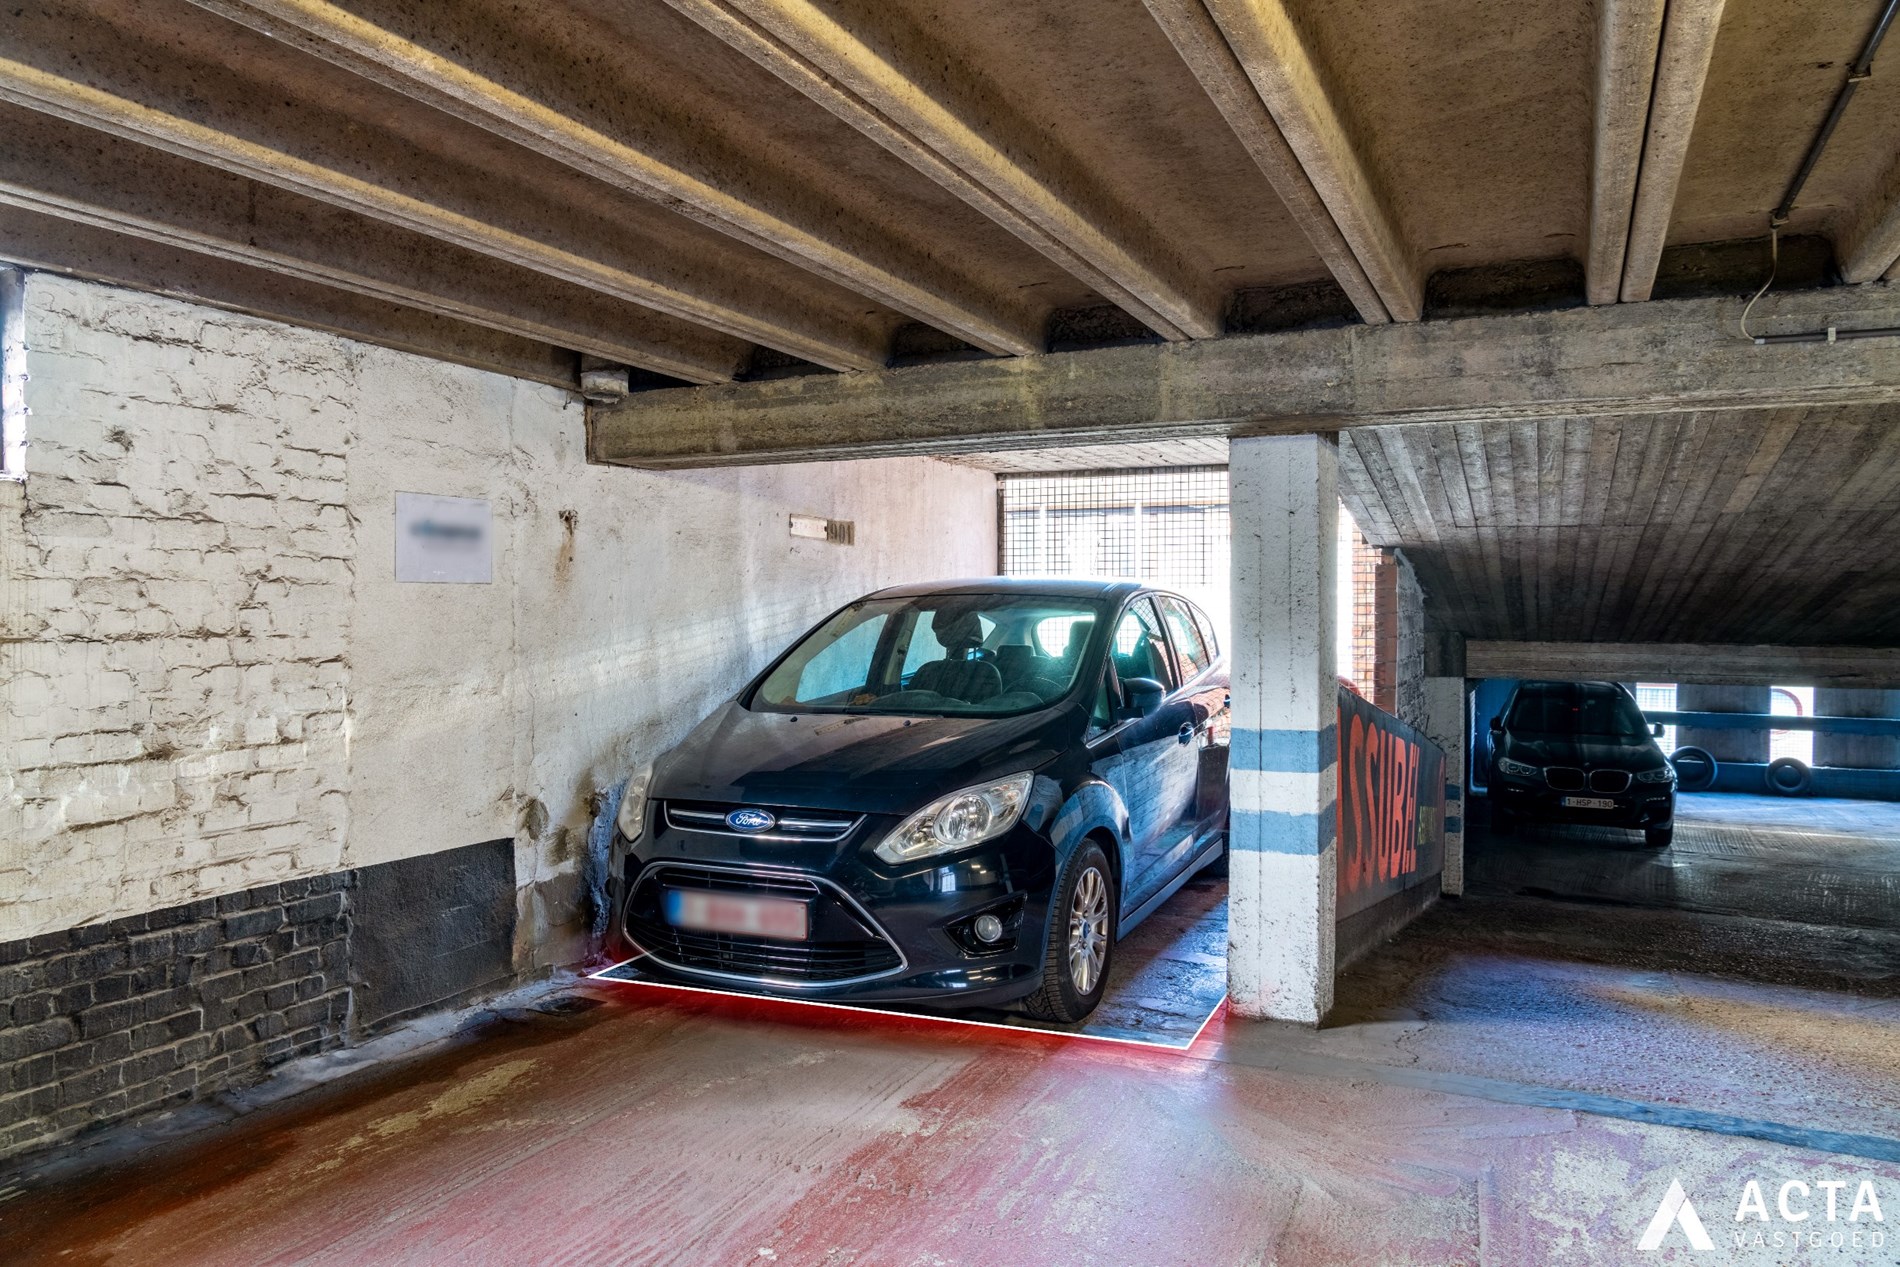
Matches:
[1067,864,1109,994]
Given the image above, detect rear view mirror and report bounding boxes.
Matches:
[1121,677,1165,719]
[1652,722,1665,737]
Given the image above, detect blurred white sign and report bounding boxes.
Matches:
[395,492,492,584]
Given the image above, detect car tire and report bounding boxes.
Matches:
[1765,757,1813,796]
[1023,840,1117,1024]
[1670,746,1718,793]
[1644,826,1673,848]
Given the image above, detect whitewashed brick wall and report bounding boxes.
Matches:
[1,274,997,947]
[1,281,355,936]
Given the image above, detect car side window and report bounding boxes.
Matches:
[1191,603,1220,659]
[1156,596,1210,681]
[1110,598,1175,691]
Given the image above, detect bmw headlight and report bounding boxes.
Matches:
[1496,757,1541,778]
[615,762,655,841]
[1636,766,1676,784]
[874,772,1034,865]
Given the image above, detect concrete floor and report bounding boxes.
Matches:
[4,882,1898,1265]
[1469,791,1900,931]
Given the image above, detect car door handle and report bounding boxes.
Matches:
[1177,723,1195,745]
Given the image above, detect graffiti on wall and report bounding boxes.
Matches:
[1337,687,1447,919]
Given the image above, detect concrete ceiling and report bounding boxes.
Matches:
[5,0,1900,386]
[10,0,1900,653]
[1338,408,1900,647]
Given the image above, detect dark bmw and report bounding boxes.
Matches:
[606,579,1231,1022]
[1488,680,1677,846]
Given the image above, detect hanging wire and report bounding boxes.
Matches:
[1737,224,1780,341]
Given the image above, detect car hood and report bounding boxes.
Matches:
[652,701,1082,815]
[1502,732,1664,769]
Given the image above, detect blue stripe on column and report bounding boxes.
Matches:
[1444,816,1463,833]
[1445,782,1462,799]
[1231,725,1337,773]
[1231,803,1337,855]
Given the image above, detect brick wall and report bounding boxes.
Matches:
[1370,547,1427,730]
[1,275,353,938]
[1,875,352,1159]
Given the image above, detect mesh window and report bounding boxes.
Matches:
[999,467,1231,638]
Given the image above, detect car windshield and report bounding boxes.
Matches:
[751,594,1105,716]
[1507,684,1650,738]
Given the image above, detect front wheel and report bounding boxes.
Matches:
[1023,841,1117,1024]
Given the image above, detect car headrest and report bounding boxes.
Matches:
[935,609,985,650]
[995,644,1034,675]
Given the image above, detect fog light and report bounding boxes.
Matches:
[973,914,1004,944]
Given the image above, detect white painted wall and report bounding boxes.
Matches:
[0,274,997,953]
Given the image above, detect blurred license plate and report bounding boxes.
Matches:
[1562,796,1616,809]
[664,889,809,941]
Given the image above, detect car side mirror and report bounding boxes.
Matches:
[1489,716,1504,734]
[1652,722,1665,737]
[1121,677,1165,720]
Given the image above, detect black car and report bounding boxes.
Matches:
[606,579,1231,1022]
[1487,680,1677,846]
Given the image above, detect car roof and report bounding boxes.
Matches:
[865,577,1150,602]
[1514,680,1630,695]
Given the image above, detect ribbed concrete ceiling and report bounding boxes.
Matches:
[4,0,1899,386]
[1338,409,1900,647]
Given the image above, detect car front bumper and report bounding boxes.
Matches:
[1491,775,1674,829]
[608,814,1061,1009]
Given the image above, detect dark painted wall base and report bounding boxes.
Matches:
[1336,876,1441,974]
[0,839,516,1162]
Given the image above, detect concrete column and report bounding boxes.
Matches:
[1228,434,1338,1024]
[1421,677,1466,896]
[1814,689,1900,769]
[1678,684,1770,762]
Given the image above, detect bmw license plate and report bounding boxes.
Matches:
[664,888,809,941]
[1562,796,1617,810]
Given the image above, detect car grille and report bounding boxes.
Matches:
[625,865,902,986]
[662,800,862,843]
[1544,767,1585,792]
[1589,770,1632,793]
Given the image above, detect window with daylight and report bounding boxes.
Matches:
[999,466,1232,639]
[1633,683,1677,753]
[1770,685,1814,765]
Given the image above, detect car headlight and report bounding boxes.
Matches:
[874,772,1034,865]
[1636,766,1676,784]
[615,762,655,841]
[1496,757,1541,778]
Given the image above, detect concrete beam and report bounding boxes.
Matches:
[189,0,1043,358]
[0,205,579,390]
[660,0,1220,340]
[1838,154,1900,284]
[1619,0,1728,303]
[1192,0,1422,322]
[1585,0,1666,306]
[1142,0,1388,325]
[0,8,888,371]
[1466,641,1900,689]
[0,109,748,384]
[590,285,1900,468]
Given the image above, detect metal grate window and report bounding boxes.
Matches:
[1000,466,1231,637]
